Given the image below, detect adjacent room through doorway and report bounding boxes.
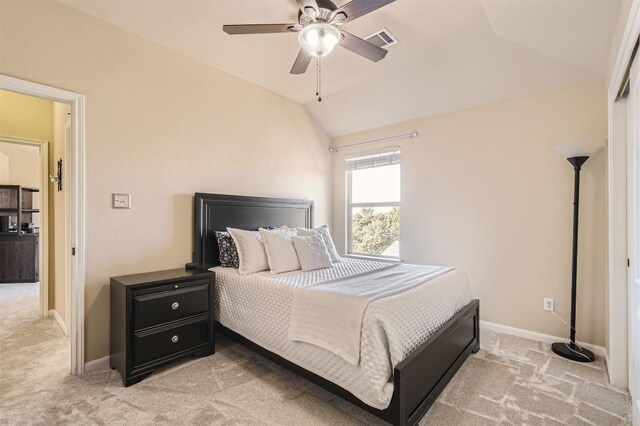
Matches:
[0,88,72,376]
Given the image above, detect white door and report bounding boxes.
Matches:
[628,54,640,425]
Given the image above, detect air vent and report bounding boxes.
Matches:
[365,28,398,48]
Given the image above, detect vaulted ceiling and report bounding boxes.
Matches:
[59,0,621,136]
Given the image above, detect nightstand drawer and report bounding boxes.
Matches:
[133,284,209,330]
[133,316,209,367]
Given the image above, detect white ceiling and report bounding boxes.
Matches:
[58,0,621,136]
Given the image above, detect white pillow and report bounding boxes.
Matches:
[259,227,301,274]
[227,228,269,275]
[296,225,341,263]
[291,234,333,272]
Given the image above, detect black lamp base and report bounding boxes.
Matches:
[551,342,595,363]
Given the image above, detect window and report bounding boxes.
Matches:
[346,149,400,258]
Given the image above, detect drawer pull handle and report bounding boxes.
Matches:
[171,335,179,343]
[171,302,179,310]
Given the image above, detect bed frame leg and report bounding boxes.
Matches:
[472,301,481,354]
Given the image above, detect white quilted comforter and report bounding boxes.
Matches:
[211,257,472,409]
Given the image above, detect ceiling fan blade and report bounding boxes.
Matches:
[290,48,313,74]
[340,30,388,62]
[223,24,296,35]
[332,0,395,23]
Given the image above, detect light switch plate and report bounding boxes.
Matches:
[112,193,131,209]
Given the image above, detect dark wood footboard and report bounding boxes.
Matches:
[391,299,480,425]
[215,299,480,426]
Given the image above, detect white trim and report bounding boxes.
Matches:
[0,74,86,376]
[63,119,73,342]
[48,309,68,336]
[626,53,640,425]
[606,0,640,390]
[84,355,110,373]
[71,94,86,376]
[480,320,607,359]
[0,135,49,319]
[608,102,630,389]
[342,253,402,262]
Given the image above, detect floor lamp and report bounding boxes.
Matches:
[552,140,603,363]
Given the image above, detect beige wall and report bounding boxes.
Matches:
[0,89,54,142]
[0,1,332,362]
[333,81,607,346]
[0,89,50,224]
[0,152,8,181]
[0,142,40,188]
[0,142,41,228]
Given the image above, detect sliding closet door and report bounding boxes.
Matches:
[628,54,640,425]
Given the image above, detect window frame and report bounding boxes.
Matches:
[346,162,400,259]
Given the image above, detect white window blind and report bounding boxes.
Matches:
[345,149,400,172]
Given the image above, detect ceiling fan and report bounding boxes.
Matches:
[223,0,396,101]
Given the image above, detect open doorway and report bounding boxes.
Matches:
[0,75,86,376]
[0,89,72,373]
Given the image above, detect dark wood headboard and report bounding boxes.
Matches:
[193,193,314,269]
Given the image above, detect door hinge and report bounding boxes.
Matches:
[628,258,631,267]
[72,247,76,256]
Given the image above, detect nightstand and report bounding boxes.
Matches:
[110,268,215,386]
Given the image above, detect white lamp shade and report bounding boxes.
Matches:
[298,23,341,57]
[554,140,604,159]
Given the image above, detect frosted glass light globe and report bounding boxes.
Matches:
[298,23,341,57]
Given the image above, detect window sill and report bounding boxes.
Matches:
[342,253,402,263]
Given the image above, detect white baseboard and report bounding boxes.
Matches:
[84,355,110,373]
[480,320,607,359]
[48,309,68,336]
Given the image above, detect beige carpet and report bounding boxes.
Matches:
[0,283,632,425]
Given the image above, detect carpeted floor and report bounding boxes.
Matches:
[0,282,632,425]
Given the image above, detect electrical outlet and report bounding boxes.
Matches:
[544,298,554,312]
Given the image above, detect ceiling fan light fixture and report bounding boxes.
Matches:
[298,23,341,57]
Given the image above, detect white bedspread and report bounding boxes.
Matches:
[211,257,472,409]
[288,264,453,365]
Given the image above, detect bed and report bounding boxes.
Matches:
[193,193,480,426]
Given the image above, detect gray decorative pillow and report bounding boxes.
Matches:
[215,231,240,268]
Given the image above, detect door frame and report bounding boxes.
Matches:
[64,119,73,335]
[0,74,86,376]
[0,135,49,319]
[626,53,640,425]
[607,0,640,391]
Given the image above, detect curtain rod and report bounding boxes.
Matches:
[329,131,418,153]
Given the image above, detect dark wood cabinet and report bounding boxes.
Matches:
[0,185,40,283]
[0,234,39,283]
[110,268,215,386]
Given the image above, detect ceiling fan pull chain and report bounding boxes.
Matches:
[316,57,319,98]
[318,55,322,102]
